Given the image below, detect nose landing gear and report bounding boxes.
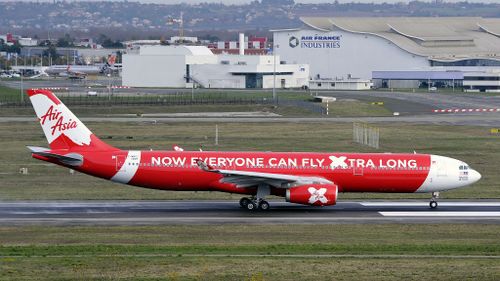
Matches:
[429,192,439,209]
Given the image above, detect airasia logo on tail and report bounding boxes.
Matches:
[40,105,78,136]
[30,93,92,146]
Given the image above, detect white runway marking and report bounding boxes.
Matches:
[379,212,500,217]
[362,202,500,207]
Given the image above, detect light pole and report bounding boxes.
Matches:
[272,44,278,102]
[191,82,194,101]
[20,71,24,103]
[107,73,112,101]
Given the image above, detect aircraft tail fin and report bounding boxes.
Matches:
[107,54,116,66]
[27,89,116,151]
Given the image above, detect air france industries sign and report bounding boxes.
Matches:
[289,35,341,49]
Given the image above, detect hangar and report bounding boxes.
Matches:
[122,45,309,89]
[272,17,500,82]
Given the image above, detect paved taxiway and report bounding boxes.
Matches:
[0,200,499,225]
[1,113,499,126]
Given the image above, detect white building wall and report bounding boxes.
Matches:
[260,64,309,88]
[309,80,371,90]
[218,54,277,65]
[186,55,218,65]
[123,55,186,87]
[273,28,430,80]
[190,64,245,88]
[191,63,309,89]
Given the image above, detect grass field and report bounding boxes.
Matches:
[0,84,392,117]
[0,85,313,102]
[0,101,391,117]
[0,224,498,280]
[0,121,497,200]
[0,84,20,100]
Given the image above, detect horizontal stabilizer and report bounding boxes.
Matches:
[27,146,83,167]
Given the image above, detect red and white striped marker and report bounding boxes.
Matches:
[36,87,69,91]
[433,108,500,113]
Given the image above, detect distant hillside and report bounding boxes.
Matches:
[0,1,498,40]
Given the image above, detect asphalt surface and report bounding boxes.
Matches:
[0,200,499,225]
[319,91,500,113]
[1,113,499,126]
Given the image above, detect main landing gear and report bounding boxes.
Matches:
[240,183,271,211]
[239,197,270,211]
[429,192,439,209]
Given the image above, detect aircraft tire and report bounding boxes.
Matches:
[239,197,251,208]
[259,200,270,211]
[429,201,438,209]
[246,201,257,211]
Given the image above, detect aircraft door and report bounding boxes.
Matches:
[115,155,127,172]
[353,166,364,176]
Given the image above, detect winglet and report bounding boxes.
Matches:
[172,144,184,151]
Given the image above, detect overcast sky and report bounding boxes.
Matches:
[111,0,499,3]
[1,0,498,3]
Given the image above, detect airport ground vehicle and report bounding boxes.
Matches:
[27,89,481,210]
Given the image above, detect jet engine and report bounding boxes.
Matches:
[286,184,338,206]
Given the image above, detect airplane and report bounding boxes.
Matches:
[45,65,99,78]
[26,89,481,210]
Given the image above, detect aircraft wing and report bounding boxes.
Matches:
[196,160,332,188]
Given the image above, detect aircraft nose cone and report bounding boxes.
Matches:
[470,170,482,183]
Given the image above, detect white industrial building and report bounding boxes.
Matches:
[463,71,500,93]
[309,78,371,90]
[272,17,500,82]
[122,45,309,89]
[122,45,216,88]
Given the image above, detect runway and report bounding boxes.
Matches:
[0,200,499,225]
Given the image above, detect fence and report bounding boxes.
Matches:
[0,92,327,114]
[353,122,380,149]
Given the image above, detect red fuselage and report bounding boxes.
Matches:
[37,150,432,195]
